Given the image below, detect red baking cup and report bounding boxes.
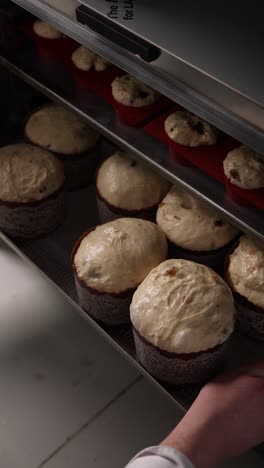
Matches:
[67,61,174,126]
[109,95,174,127]
[143,106,195,166]
[225,179,264,209]
[143,107,180,144]
[21,23,78,64]
[68,60,123,97]
[168,144,193,167]
[144,107,264,211]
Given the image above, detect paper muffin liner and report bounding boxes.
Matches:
[225,249,264,341]
[72,228,133,325]
[0,188,65,239]
[233,293,264,341]
[168,236,240,276]
[58,143,101,190]
[96,192,157,224]
[73,277,133,326]
[133,327,230,385]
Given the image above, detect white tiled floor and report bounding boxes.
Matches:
[41,376,264,468]
[42,378,181,468]
[0,237,139,468]
[1,235,264,468]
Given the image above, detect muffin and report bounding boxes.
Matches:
[0,143,65,238]
[156,186,239,273]
[226,235,264,340]
[96,151,171,222]
[33,20,64,40]
[72,218,167,325]
[72,45,111,72]
[31,20,76,61]
[31,20,78,62]
[223,145,264,190]
[130,259,235,384]
[25,103,100,189]
[164,110,218,147]
[111,75,161,108]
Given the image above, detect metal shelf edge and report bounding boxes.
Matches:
[0,53,263,242]
[8,0,264,154]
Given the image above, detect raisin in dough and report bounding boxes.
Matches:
[164,110,218,147]
[111,75,160,108]
[72,46,111,72]
[223,145,264,189]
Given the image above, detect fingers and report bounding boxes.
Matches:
[240,360,264,379]
[206,360,264,386]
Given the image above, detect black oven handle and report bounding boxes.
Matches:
[76,5,161,62]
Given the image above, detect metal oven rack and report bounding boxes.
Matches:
[14,186,264,412]
[0,46,263,241]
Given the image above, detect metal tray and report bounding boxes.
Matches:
[16,184,264,412]
[0,48,263,243]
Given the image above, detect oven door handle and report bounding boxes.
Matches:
[76,5,161,62]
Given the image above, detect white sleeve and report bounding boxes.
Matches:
[125,446,195,468]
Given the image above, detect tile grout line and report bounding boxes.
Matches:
[36,375,143,468]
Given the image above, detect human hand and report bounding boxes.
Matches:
[161,361,264,468]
